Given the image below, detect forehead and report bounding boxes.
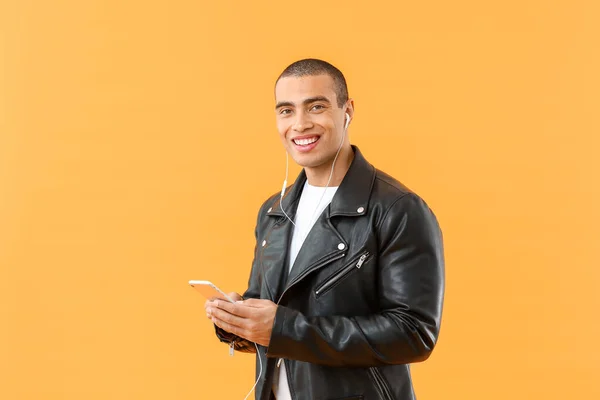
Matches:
[275,74,337,103]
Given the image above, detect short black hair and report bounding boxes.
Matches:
[276,59,349,107]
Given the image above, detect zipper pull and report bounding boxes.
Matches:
[229,340,235,356]
[277,358,283,368]
[356,252,369,269]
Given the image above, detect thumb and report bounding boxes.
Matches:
[239,298,265,307]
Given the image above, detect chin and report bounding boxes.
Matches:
[291,153,327,169]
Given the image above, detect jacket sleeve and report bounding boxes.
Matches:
[213,202,268,354]
[266,193,445,367]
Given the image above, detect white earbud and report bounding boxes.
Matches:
[344,113,351,131]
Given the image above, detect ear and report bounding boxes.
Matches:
[344,98,355,122]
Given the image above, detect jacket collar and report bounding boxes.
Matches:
[268,145,376,219]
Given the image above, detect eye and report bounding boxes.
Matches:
[279,108,292,115]
[310,104,325,111]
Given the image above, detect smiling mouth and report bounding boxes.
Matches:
[293,136,319,146]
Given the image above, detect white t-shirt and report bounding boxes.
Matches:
[274,181,338,400]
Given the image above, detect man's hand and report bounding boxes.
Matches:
[205,298,277,347]
[204,292,242,319]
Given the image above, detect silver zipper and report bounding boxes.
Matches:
[315,251,370,296]
[277,251,346,305]
[356,252,369,268]
[229,340,235,356]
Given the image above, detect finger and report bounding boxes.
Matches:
[213,299,254,318]
[240,298,271,308]
[211,306,248,329]
[228,292,243,302]
[212,315,249,340]
[212,315,236,335]
[205,299,217,308]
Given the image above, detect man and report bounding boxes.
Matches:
[205,59,445,400]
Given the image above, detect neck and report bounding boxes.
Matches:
[305,145,354,187]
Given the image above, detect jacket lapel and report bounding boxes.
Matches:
[263,170,306,301]
[260,218,294,301]
[285,206,348,288]
[264,146,377,298]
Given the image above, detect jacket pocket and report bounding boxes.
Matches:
[315,250,371,298]
[368,367,394,400]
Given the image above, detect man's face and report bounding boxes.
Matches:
[275,74,350,169]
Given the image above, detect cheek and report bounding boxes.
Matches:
[315,115,336,133]
[276,120,291,141]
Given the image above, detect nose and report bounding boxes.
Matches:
[292,111,313,132]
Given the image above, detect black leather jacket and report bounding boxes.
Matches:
[216,146,445,400]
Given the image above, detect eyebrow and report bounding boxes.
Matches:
[275,96,332,110]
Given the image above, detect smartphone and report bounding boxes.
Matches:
[188,280,235,303]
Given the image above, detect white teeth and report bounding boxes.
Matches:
[294,137,318,146]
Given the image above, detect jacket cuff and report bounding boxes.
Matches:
[214,324,237,343]
[266,305,292,358]
[213,324,257,354]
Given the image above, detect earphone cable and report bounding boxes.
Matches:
[242,342,263,400]
[280,152,296,226]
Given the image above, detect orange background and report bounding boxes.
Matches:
[1,1,599,399]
